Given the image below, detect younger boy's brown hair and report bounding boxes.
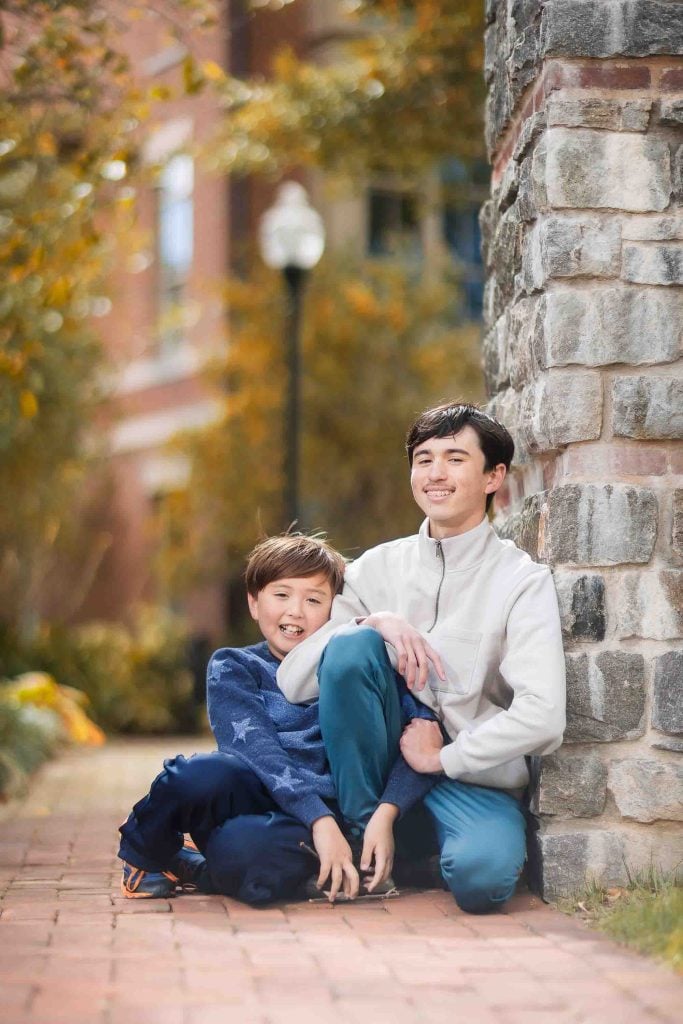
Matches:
[244,533,346,598]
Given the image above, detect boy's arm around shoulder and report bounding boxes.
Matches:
[277,581,370,702]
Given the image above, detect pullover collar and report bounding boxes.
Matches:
[418,516,494,573]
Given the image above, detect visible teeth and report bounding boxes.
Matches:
[427,490,451,497]
[280,625,303,635]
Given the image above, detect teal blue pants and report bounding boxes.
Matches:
[318,627,527,914]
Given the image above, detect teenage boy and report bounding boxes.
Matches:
[118,534,437,906]
[277,403,566,914]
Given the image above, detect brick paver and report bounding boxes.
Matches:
[0,738,680,1024]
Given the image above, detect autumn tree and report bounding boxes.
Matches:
[159,253,483,635]
[158,0,487,635]
[206,0,485,178]
[0,0,215,634]
[0,0,486,637]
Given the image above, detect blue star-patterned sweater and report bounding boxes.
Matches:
[207,641,435,829]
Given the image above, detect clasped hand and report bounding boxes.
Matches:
[311,804,398,902]
[364,612,445,690]
[400,719,445,774]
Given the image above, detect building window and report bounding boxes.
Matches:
[367,187,421,258]
[442,202,483,320]
[441,159,487,321]
[156,153,194,349]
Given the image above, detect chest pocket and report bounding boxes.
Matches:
[427,629,482,695]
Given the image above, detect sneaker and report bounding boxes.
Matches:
[360,873,397,897]
[167,843,214,894]
[120,861,177,899]
[394,853,447,891]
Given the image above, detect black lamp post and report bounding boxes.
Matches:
[259,182,325,528]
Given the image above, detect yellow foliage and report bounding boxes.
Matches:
[386,301,408,333]
[207,0,484,178]
[46,278,72,305]
[0,351,25,376]
[3,672,105,747]
[342,282,381,319]
[149,84,173,102]
[36,133,57,157]
[0,0,218,632]
[19,390,38,419]
[182,54,205,95]
[158,253,483,597]
[201,60,225,82]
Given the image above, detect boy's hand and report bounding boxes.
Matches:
[361,803,398,892]
[400,719,445,774]
[363,612,445,690]
[311,816,359,902]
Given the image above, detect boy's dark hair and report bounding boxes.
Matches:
[406,402,515,513]
[245,533,346,597]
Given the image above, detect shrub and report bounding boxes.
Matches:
[2,672,105,746]
[0,694,59,799]
[0,605,200,736]
[0,671,106,799]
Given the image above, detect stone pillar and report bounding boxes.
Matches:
[482,0,683,898]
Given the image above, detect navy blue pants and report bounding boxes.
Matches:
[118,631,438,905]
[119,753,316,905]
[118,755,435,907]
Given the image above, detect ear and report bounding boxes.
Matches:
[485,463,507,495]
[246,593,259,621]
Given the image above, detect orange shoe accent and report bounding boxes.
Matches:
[120,862,176,899]
[121,866,152,898]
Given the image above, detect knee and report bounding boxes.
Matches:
[206,815,309,906]
[320,627,387,686]
[205,822,268,905]
[161,752,251,803]
[439,842,522,915]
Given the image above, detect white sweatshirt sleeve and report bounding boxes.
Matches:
[276,582,371,703]
[440,568,566,779]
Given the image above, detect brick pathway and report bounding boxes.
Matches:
[0,738,680,1024]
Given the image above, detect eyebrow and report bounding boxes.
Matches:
[413,446,471,458]
[272,584,328,594]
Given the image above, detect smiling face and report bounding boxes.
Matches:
[410,425,507,539]
[247,572,335,661]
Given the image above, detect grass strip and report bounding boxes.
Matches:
[559,865,682,973]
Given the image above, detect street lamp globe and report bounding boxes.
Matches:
[258,182,325,271]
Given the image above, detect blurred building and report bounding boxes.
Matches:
[80,4,231,639]
[82,0,485,643]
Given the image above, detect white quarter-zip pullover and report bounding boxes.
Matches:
[277,517,566,793]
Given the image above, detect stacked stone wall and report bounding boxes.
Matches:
[482,0,683,898]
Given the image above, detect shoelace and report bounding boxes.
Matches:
[123,866,178,893]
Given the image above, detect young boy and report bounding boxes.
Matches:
[118,533,437,905]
